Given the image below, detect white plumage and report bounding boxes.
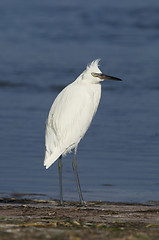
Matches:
[44,59,122,205]
[44,59,101,168]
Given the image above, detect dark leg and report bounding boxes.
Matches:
[58,155,63,205]
[72,146,84,205]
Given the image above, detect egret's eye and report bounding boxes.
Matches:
[91,72,99,77]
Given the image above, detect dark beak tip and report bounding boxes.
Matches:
[107,76,123,81]
[100,73,122,81]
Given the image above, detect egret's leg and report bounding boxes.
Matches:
[72,146,84,205]
[58,156,63,205]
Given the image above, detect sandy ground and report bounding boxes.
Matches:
[0,197,159,240]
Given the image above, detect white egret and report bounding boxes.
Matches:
[44,59,122,205]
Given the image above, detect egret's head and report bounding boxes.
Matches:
[80,59,122,83]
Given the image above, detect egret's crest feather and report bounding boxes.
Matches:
[86,59,101,73]
[87,59,100,69]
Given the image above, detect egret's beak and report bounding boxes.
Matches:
[91,72,122,81]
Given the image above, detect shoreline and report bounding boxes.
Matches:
[1,198,159,239]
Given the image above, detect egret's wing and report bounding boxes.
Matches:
[44,83,97,168]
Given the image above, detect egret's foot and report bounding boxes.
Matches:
[80,200,86,206]
[58,199,64,206]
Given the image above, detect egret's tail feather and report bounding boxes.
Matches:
[44,149,62,169]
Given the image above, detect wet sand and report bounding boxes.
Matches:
[0,198,159,240]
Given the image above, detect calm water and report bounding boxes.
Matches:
[0,0,159,203]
